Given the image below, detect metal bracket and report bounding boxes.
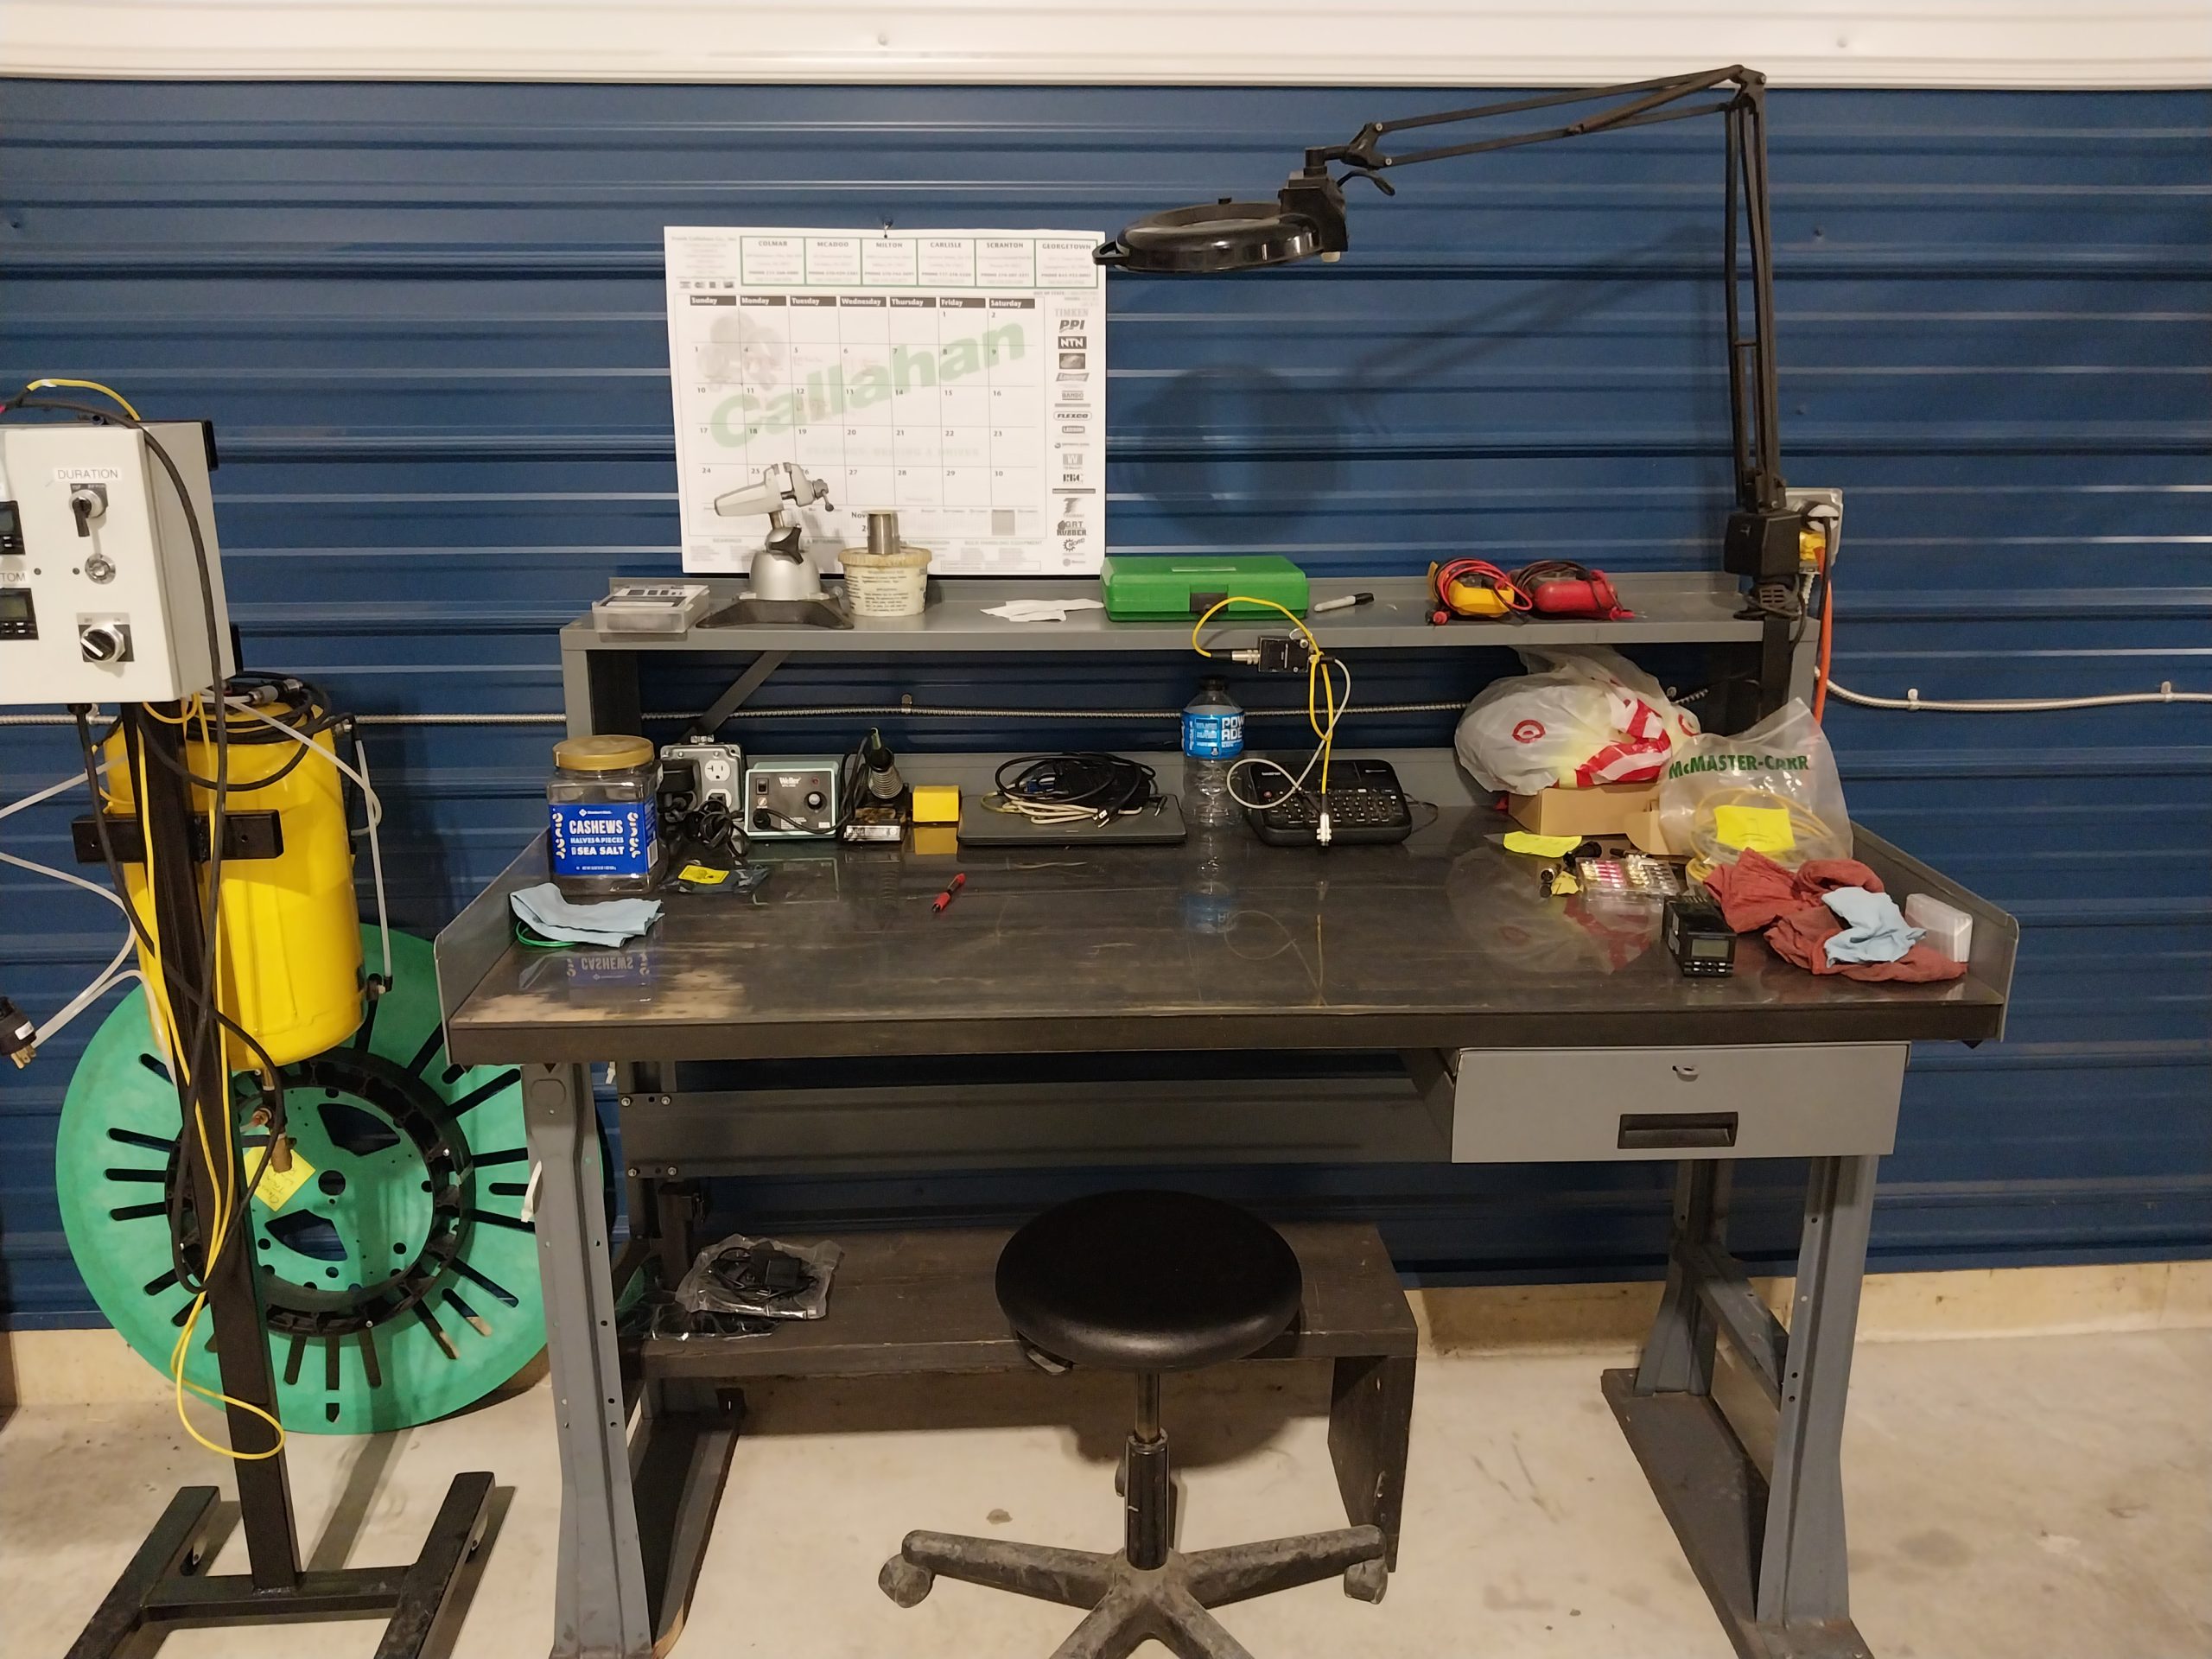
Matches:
[1683,1239,1788,1408]
[73,810,283,865]
[688,651,788,740]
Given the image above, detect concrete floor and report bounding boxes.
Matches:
[3,1329,2207,1659]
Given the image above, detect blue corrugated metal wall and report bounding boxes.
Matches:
[3,81,2207,1326]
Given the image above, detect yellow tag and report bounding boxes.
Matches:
[1549,872,1581,896]
[1503,830,1583,857]
[250,1144,315,1213]
[677,863,729,885]
[1713,804,1796,855]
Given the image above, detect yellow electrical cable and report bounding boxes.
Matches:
[134,709,287,1461]
[24,378,142,420]
[1190,595,1340,796]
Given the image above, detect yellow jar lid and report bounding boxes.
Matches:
[554,734,655,772]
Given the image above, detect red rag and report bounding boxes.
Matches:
[1707,849,1965,983]
[1702,849,1885,932]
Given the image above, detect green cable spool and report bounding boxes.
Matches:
[56,926,544,1433]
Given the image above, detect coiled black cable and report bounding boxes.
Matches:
[989,753,1160,823]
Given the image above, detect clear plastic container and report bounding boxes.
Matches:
[1181,677,1245,830]
[547,735,665,899]
[1903,893,1974,963]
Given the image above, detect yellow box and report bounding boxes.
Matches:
[912,785,960,824]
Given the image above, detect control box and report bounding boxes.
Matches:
[744,757,844,837]
[0,423,233,707]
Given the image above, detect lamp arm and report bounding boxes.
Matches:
[1305,66,1787,524]
[1319,66,1751,173]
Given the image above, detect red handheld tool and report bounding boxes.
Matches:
[932,873,966,913]
[1510,560,1631,620]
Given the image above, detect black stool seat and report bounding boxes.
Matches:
[886,1190,1390,1649]
[995,1189,1303,1372]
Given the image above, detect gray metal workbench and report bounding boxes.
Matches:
[435,589,2014,1659]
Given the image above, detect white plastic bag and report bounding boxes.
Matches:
[1454,646,1702,795]
[1656,698,1850,868]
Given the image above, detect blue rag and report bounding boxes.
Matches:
[1821,887,1923,966]
[512,882,662,946]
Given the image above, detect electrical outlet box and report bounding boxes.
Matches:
[0,423,232,707]
[1787,486,1842,568]
[659,740,744,811]
[744,757,843,837]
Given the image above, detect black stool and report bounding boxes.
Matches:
[880,1190,1388,1657]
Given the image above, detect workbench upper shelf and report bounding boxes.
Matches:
[566,571,1761,656]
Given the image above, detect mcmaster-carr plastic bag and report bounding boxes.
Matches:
[1453,646,1702,796]
[1656,698,1850,868]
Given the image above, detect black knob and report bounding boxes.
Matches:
[79,622,127,663]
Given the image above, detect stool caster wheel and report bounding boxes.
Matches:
[1344,1556,1389,1604]
[880,1556,934,1607]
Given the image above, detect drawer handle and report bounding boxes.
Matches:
[1618,1111,1738,1151]
[1672,1064,1700,1082]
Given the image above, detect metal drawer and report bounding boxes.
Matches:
[1445,1043,1906,1163]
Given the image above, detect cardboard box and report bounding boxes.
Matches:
[1506,781,1657,837]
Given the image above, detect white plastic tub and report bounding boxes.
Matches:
[839,542,931,619]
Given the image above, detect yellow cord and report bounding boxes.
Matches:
[133,710,287,1461]
[24,378,141,420]
[1190,595,1340,795]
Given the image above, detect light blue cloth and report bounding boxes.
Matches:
[1821,887,1923,966]
[512,882,662,946]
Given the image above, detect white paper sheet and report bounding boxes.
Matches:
[664,226,1107,576]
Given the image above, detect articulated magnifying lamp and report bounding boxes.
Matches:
[1094,67,1803,628]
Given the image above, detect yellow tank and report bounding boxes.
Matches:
[105,696,364,1072]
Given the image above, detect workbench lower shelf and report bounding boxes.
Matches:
[638,1221,1414,1379]
[629,1221,1419,1573]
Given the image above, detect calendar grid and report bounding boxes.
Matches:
[666,227,1105,575]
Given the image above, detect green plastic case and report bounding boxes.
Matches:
[1099,555,1311,620]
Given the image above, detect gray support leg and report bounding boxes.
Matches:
[524,1063,653,1659]
[1326,1353,1414,1569]
[1757,1154,1878,1628]
[1636,1160,1733,1395]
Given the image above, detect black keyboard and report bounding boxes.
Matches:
[1245,757,1415,847]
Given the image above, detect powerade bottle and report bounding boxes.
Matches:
[1181,676,1244,830]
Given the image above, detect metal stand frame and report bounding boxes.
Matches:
[1606,1154,1882,1659]
[67,705,495,1659]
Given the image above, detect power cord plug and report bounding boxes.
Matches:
[1,995,36,1069]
